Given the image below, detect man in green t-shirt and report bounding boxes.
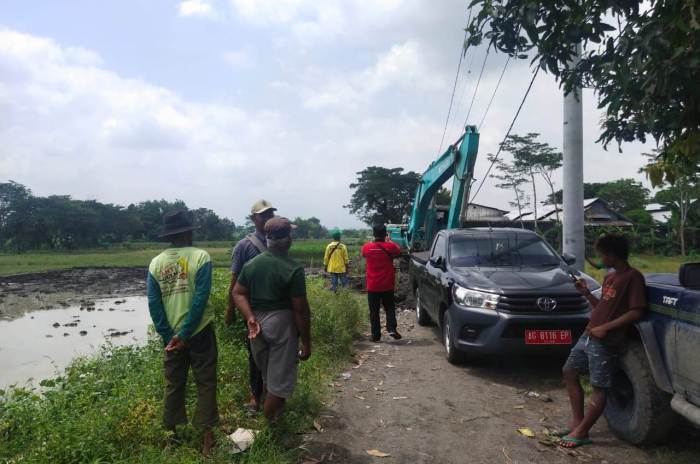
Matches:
[147,210,216,454]
[233,217,312,423]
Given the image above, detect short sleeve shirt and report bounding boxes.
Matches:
[231,231,267,275]
[589,267,647,349]
[361,240,401,292]
[237,251,306,311]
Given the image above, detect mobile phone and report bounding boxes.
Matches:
[568,272,579,283]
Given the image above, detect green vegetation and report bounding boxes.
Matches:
[0,271,366,463]
[585,254,696,283]
[0,239,364,276]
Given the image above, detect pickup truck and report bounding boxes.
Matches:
[410,228,600,363]
[604,262,700,444]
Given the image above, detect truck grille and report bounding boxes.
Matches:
[497,294,589,314]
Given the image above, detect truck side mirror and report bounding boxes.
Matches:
[562,253,576,265]
[679,263,700,288]
[429,256,444,269]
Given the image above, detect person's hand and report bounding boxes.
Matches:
[165,335,185,352]
[247,317,261,340]
[574,278,588,294]
[224,306,236,326]
[298,341,311,361]
[588,325,607,339]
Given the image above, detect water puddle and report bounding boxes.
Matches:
[0,296,151,388]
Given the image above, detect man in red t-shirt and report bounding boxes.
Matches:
[559,234,647,449]
[361,224,402,342]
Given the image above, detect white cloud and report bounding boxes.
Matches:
[223,49,254,69]
[177,0,217,19]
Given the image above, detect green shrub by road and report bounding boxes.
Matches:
[0,270,365,463]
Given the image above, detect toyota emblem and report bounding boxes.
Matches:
[537,297,557,312]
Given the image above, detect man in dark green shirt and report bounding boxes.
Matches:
[233,217,312,423]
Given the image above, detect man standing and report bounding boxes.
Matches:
[559,233,647,448]
[147,209,217,454]
[233,217,312,423]
[361,223,402,342]
[324,229,349,291]
[225,199,276,412]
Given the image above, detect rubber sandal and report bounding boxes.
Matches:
[559,436,593,448]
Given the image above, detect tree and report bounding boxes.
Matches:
[466,0,700,184]
[596,178,649,213]
[546,182,607,205]
[435,187,452,206]
[488,153,529,228]
[292,217,328,239]
[503,133,563,229]
[654,177,700,256]
[346,167,420,225]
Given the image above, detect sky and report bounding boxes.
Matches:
[0,0,657,228]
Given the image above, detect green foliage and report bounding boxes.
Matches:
[0,270,366,463]
[292,217,328,239]
[595,178,649,213]
[435,187,452,206]
[346,166,420,225]
[0,182,237,252]
[466,0,700,183]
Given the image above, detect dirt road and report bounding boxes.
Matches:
[303,308,699,464]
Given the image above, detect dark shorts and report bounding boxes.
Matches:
[563,335,616,389]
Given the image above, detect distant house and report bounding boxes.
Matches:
[506,198,633,227]
[646,203,672,224]
[463,203,510,222]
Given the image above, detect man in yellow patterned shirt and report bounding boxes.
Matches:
[324,229,349,291]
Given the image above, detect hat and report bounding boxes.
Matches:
[159,209,198,237]
[332,229,341,240]
[265,217,294,240]
[250,199,276,215]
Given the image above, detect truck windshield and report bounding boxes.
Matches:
[449,234,561,267]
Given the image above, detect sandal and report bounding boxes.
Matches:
[551,428,571,437]
[559,436,593,448]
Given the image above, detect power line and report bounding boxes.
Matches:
[469,66,541,204]
[436,8,473,156]
[463,47,490,127]
[478,56,510,130]
[446,34,478,141]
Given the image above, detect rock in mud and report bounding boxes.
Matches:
[45,334,53,338]
[63,322,78,327]
[63,333,70,337]
[52,322,60,328]
[79,330,88,336]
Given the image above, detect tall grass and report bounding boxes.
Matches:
[0,269,366,463]
[0,239,362,275]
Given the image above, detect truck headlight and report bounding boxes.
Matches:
[453,285,500,310]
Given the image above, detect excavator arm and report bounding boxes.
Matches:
[407,125,480,251]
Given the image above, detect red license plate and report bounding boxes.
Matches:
[525,329,572,345]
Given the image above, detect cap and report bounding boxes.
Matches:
[332,229,341,240]
[250,199,276,215]
[265,217,294,240]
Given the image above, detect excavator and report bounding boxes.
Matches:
[387,125,480,254]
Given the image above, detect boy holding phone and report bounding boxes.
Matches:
[559,234,647,448]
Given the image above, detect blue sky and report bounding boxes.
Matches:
[0,0,654,228]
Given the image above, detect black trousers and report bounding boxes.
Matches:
[163,323,219,429]
[245,335,264,402]
[368,291,397,339]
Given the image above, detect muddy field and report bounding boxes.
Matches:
[0,267,146,320]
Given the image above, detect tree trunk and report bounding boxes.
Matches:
[514,185,524,229]
[530,170,538,231]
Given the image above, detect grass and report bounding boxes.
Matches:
[0,239,362,276]
[0,270,366,463]
[584,254,697,283]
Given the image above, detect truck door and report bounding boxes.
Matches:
[424,233,447,321]
[674,288,700,406]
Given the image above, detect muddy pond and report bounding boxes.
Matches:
[0,296,150,388]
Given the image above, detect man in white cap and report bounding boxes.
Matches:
[226,199,276,412]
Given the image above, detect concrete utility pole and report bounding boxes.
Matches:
[562,45,585,271]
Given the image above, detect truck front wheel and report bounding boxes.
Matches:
[443,312,468,364]
[604,341,677,445]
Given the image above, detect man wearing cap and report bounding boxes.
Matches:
[225,199,276,412]
[324,229,350,291]
[233,217,312,423]
[361,223,402,342]
[147,209,217,454]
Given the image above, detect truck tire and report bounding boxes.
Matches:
[604,341,677,445]
[415,288,431,326]
[443,311,468,364]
